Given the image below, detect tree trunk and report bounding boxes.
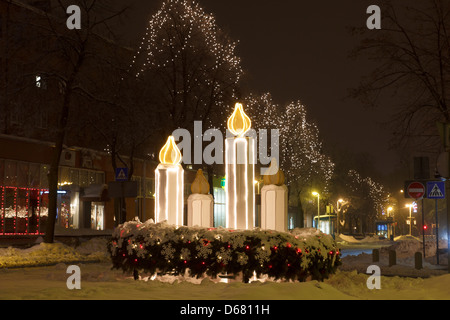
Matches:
[44,49,84,243]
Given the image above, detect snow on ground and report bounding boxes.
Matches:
[0,235,449,299]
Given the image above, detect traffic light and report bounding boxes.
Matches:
[423,225,428,231]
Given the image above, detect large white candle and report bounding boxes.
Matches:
[225,103,255,230]
[155,136,184,226]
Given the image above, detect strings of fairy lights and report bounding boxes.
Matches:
[347,169,389,214]
[129,0,242,130]
[245,93,335,192]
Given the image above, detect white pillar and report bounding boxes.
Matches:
[260,184,288,232]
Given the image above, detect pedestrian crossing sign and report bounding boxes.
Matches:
[426,181,445,199]
[115,167,128,182]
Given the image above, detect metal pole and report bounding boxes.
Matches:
[317,194,320,231]
[422,198,426,258]
[435,198,439,265]
[336,202,339,235]
[409,206,412,236]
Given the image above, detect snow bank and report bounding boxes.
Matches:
[0,238,110,268]
[339,236,448,278]
[336,233,391,244]
[382,237,448,258]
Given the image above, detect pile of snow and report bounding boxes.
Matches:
[336,234,361,243]
[0,238,110,268]
[387,236,448,258]
[336,233,391,244]
[340,236,448,278]
[75,237,110,257]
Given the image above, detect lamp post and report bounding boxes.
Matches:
[336,199,344,235]
[406,204,413,236]
[387,206,393,239]
[312,192,320,230]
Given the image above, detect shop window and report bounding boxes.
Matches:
[4,187,16,233]
[88,170,96,185]
[213,187,225,228]
[91,202,104,230]
[28,163,40,188]
[17,162,29,188]
[69,169,79,186]
[58,193,72,229]
[40,164,49,189]
[59,167,72,187]
[16,188,28,233]
[79,169,88,187]
[29,189,40,234]
[39,191,49,233]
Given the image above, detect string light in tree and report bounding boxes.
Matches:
[245,93,335,192]
[130,0,243,130]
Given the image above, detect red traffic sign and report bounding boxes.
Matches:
[407,181,425,199]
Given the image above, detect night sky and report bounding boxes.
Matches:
[120,0,396,175]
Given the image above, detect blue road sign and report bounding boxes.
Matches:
[426,181,445,199]
[115,167,128,182]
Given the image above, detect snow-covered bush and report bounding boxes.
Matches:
[108,219,341,283]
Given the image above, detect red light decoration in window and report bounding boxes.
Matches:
[0,186,46,236]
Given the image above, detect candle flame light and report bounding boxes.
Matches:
[159,136,182,165]
[227,103,251,137]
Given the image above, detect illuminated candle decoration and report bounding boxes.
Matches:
[155,136,184,226]
[225,103,256,230]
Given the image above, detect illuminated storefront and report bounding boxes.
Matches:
[0,158,106,235]
[0,186,48,235]
[313,215,337,237]
[376,218,395,240]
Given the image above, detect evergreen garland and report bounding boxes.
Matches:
[108,219,341,283]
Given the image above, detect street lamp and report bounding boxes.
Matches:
[387,206,393,217]
[312,192,320,230]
